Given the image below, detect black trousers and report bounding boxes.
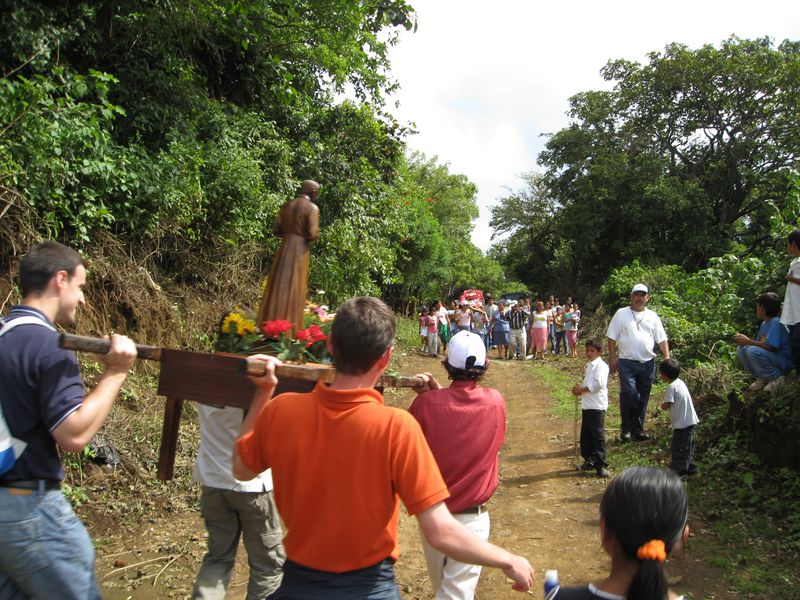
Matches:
[671,425,696,475]
[790,324,800,374]
[580,409,607,467]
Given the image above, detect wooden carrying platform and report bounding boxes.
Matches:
[155,349,318,480]
[58,333,418,481]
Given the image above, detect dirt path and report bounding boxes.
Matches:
[94,350,730,599]
[387,351,611,599]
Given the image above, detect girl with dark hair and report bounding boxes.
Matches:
[556,466,689,600]
[554,307,566,356]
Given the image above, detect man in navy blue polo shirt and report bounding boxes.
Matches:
[0,241,136,599]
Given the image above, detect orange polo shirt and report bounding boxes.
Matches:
[236,382,450,573]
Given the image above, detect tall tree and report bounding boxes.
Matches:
[380,152,509,311]
[603,37,800,250]
[528,36,800,289]
[489,172,563,294]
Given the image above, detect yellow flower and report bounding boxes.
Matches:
[221,312,256,335]
[239,319,256,335]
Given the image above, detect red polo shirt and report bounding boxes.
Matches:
[408,380,506,513]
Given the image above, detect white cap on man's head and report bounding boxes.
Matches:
[631,283,649,294]
[446,331,487,370]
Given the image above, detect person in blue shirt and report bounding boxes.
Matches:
[734,292,792,393]
[490,301,511,360]
[0,241,137,599]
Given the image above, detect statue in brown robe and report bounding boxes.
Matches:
[257,180,320,335]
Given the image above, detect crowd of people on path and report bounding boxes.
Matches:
[419,294,584,362]
[2,231,799,600]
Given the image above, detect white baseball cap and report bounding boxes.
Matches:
[631,283,649,294]
[447,331,487,370]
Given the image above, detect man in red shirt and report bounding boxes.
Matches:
[233,297,533,599]
[409,330,506,599]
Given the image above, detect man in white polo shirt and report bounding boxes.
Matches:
[192,404,285,599]
[606,284,669,442]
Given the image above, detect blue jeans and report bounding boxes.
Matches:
[268,558,401,599]
[477,331,489,351]
[617,358,655,436]
[0,487,101,600]
[554,331,566,355]
[736,345,784,379]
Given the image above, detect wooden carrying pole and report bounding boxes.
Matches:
[60,334,424,388]
[59,333,424,480]
[60,333,163,360]
[243,359,423,388]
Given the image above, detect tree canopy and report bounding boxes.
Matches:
[494,36,800,295]
[0,0,503,311]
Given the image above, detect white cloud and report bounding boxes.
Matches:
[387,0,799,250]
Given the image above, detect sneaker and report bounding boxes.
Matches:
[619,432,631,443]
[632,432,650,441]
[579,461,596,471]
[687,465,699,476]
[763,377,785,393]
[596,467,611,478]
[748,378,768,391]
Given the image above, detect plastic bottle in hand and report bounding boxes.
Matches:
[544,569,559,599]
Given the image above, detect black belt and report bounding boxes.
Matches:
[0,479,61,491]
[457,504,487,515]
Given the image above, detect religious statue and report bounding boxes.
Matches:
[257,180,320,335]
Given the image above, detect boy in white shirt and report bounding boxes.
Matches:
[780,230,800,375]
[659,359,699,480]
[571,338,611,478]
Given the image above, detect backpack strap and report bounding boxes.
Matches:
[0,315,54,474]
[0,315,56,337]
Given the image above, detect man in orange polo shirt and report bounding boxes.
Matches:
[233,297,533,599]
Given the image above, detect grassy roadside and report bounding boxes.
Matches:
[530,357,800,598]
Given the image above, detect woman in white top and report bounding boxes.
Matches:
[530,301,549,360]
[455,301,472,332]
[471,306,489,349]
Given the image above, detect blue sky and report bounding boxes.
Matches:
[386,0,799,251]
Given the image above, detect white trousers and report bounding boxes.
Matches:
[427,331,439,355]
[420,510,490,600]
[509,328,526,357]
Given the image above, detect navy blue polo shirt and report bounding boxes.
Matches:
[0,306,85,481]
